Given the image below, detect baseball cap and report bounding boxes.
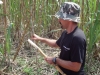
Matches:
[55,2,81,23]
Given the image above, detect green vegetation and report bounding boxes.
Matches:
[0,0,100,75]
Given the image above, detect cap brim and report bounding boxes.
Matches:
[55,11,64,19]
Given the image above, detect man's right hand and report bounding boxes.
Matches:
[31,34,58,47]
[32,34,43,41]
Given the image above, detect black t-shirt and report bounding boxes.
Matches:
[56,27,86,75]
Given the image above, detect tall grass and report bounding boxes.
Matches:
[0,0,100,75]
[81,0,100,74]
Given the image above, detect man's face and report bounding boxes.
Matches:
[58,18,71,29]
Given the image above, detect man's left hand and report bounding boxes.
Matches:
[45,57,54,64]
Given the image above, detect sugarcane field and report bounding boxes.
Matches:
[0,0,100,75]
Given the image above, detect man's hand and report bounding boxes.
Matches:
[45,57,54,64]
[32,34,42,41]
[31,34,58,47]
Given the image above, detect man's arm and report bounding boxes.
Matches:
[45,57,81,72]
[32,34,59,47]
[56,58,81,72]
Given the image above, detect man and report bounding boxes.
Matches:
[32,2,86,75]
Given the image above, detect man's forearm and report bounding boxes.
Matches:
[56,58,81,72]
[39,38,58,47]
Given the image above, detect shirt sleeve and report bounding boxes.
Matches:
[70,36,86,63]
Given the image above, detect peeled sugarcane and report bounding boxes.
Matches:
[28,39,66,75]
